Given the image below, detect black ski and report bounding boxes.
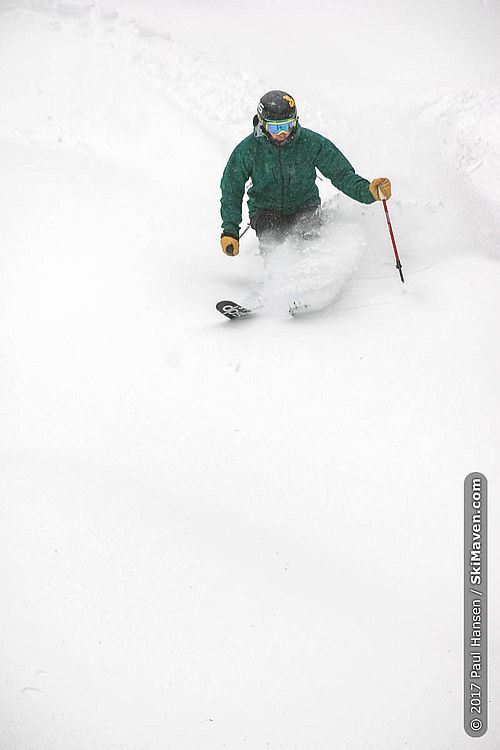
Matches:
[216,300,252,320]
[217,299,310,319]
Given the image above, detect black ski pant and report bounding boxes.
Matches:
[250,205,322,249]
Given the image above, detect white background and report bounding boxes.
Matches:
[0,1,499,748]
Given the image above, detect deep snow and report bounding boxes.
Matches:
[0,2,499,749]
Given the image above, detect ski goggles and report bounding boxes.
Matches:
[264,117,297,135]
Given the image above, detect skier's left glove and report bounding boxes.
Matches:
[369,177,392,201]
[221,234,239,256]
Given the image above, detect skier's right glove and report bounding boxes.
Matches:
[221,234,239,256]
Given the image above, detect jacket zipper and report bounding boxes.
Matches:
[277,147,284,212]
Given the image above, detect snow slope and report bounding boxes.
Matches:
[0,2,499,749]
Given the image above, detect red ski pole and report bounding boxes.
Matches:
[381,198,404,283]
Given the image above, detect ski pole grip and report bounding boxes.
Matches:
[226,243,235,255]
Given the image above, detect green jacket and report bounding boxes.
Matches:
[220,123,375,237]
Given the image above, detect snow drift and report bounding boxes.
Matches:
[0,2,499,749]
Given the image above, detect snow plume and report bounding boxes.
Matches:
[244,209,365,316]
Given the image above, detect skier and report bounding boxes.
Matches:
[220,90,392,256]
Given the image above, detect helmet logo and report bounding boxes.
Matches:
[257,102,264,116]
[283,95,295,108]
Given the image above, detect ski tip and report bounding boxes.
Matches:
[216,300,252,320]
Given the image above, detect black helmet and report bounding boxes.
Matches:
[257,90,297,122]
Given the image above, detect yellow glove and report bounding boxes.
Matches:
[220,235,239,256]
[369,177,392,201]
